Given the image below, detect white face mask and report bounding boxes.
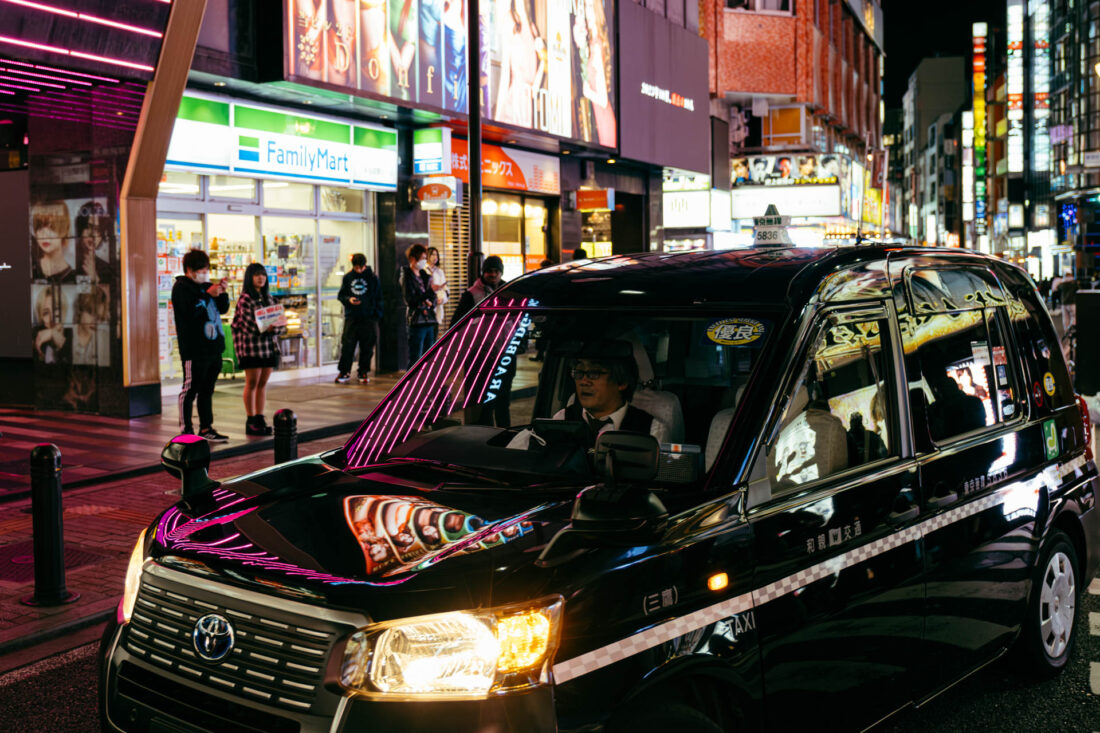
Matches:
[416,258,428,271]
[195,271,210,284]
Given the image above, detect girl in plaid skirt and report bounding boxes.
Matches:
[232,263,287,436]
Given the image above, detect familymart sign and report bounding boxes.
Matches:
[165,95,398,190]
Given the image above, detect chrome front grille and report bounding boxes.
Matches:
[123,568,352,714]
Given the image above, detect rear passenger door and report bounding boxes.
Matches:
[896,266,1037,694]
[746,305,925,731]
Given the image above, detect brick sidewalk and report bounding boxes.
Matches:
[0,433,350,662]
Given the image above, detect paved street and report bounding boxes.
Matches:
[1,577,1098,732]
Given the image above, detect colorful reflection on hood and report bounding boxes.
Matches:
[344,495,536,577]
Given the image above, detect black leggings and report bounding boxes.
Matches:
[179,355,222,432]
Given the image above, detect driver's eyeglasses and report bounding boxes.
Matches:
[571,368,610,381]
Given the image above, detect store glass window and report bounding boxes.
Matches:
[159,171,200,198]
[319,219,369,364]
[262,216,317,369]
[321,186,367,214]
[581,210,613,258]
[209,175,257,201]
[264,181,314,212]
[208,214,259,304]
[483,194,524,281]
[156,216,205,381]
[524,201,547,270]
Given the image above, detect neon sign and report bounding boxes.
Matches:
[973,22,988,234]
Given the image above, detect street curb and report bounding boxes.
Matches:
[0,420,360,505]
[0,607,113,659]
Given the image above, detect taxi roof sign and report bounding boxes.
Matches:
[752,204,793,247]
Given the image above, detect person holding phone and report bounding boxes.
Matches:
[172,249,231,442]
[232,263,287,435]
[336,253,383,384]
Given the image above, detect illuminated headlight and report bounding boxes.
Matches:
[340,596,562,700]
[120,528,147,624]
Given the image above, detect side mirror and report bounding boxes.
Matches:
[161,435,218,498]
[535,433,667,568]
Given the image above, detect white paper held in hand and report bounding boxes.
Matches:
[255,304,285,333]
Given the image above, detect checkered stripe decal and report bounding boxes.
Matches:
[554,486,1025,685]
[553,592,754,683]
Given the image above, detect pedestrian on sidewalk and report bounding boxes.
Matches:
[335,253,383,384]
[232,263,287,435]
[427,246,449,328]
[452,255,505,323]
[172,249,230,442]
[402,244,437,365]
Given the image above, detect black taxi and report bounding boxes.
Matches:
[99,246,1100,732]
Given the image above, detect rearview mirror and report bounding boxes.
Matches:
[593,431,659,484]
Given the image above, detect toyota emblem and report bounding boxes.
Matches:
[192,613,235,662]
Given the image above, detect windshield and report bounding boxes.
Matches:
[343,307,773,485]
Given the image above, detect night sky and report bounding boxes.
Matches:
[882,0,1006,109]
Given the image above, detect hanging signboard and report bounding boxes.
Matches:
[165,94,398,190]
[439,138,561,195]
[577,189,615,211]
[413,128,451,175]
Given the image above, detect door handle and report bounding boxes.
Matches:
[924,491,958,510]
[886,505,919,525]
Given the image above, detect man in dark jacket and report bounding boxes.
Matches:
[452,255,505,324]
[172,249,230,441]
[335,253,383,384]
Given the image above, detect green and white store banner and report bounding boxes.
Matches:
[166,94,398,191]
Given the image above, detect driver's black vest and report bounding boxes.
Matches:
[563,402,655,446]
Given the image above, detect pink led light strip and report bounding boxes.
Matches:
[0,56,120,83]
[0,65,90,85]
[349,316,492,465]
[1,0,164,38]
[0,36,154,73]
[471,311,528,405]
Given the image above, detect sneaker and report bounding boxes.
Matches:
[198,428,229,443]
[335,373,351,384]
[358,373,371,384]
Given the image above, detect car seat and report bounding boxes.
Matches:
[767,385,848,487]
[629,339,685,443]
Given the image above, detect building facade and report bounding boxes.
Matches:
[705,0,887,245]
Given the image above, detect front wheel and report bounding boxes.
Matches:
[1017,530,1079,675]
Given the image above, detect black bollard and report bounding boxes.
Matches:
[21,444,79,606]
[274,408,298,464]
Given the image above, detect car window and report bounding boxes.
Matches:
[899,307,1023,445]
[748,312,897,503]
[341,309,773,487]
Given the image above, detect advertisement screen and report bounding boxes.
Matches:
[286,0,616,148]
[732,153,843,187]
[617,0,708,173]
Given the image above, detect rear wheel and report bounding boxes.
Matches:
[1018,530,1078,675]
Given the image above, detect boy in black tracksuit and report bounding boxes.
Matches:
[172,249,230,441]
[336,253,383,383]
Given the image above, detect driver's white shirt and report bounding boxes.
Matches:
[551,403,671,445]
[506,402,670,449]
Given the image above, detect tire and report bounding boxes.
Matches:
[1017,530,1079,675]
[604,701,725,733]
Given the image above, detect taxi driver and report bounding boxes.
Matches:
[554,341,670,447]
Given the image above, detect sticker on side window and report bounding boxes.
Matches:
[706,318,766,346]
[1042,419,1059,460]
[1043,372,1056,397]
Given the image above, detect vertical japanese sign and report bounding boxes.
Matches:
[962,110,975,231]
[973,21,988,235]
[1031,0,1050,175]
[1006,0,1025,175]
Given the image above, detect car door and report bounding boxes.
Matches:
[895,266,1038,694]
[745,304,925,731]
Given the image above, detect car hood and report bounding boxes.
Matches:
[148,456,576,619]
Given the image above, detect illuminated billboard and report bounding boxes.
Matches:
[1031,0,1050,174]
[973,22,988,234]
[1006,0,1025,175]
[285,0,617,148]
[731,153,842,186]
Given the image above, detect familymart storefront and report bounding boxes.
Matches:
[155,94,397,384]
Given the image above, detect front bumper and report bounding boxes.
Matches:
[101,623,555,733]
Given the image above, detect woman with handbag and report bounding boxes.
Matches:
[402,244,437,365]
[232,263,287,436]
[427,246,449,331]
